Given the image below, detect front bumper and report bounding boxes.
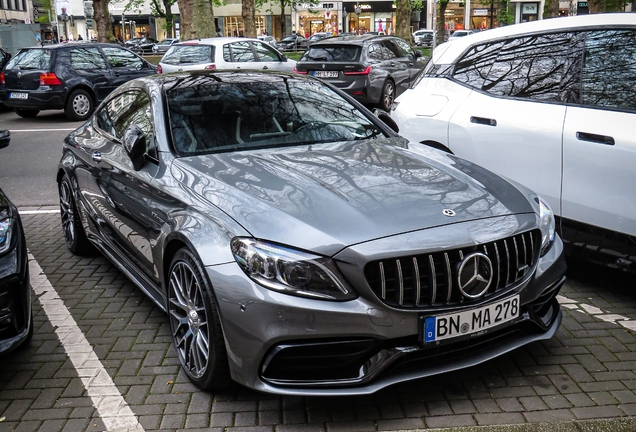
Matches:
[208,230,566,396]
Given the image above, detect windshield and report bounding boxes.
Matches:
[162,45,214,65]
[302,46,361,62]
[5,49,51,70]
[167,76,385,156]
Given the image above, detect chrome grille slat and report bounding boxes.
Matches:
[429,255,437,305]
[396,259,404,306]
[413,257,421,307]
[365,230,540,309]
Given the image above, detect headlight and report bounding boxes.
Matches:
[538,198,555,257]
[231,238,356,301]
[0,218,14,255]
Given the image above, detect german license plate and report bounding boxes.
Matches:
[313,70,338,78]
[9,92,28,100]
[424,295,519,343]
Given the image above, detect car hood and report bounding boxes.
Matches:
[171,138,535,256]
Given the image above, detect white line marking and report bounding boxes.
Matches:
[29,254,145,432]
[9,128,76,132]
[558,294,636,330]
[19,210,60,215]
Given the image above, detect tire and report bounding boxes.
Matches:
[59,174,94,255]
[14,108,39,118]
[379,80,395,112]
[168,248,232,391]
[64,89,94,121]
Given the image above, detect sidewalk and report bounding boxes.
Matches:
[0,212,635,432]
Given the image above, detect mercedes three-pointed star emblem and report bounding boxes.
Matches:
[457,252,493,299]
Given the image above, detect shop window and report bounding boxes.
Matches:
[581,29,636,112]
[482,33,572,102]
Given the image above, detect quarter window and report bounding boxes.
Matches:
[580,29,636,111]
[368,44,384,62]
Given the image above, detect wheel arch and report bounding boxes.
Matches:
[421,140,453,154]
[66,84,97,106]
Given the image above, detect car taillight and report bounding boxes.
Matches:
[204,64,216,70]
[40,72,62,86]
[157,64,163,74]
[0,72,4,85]
[292,67,307,75]
[344,66,372,75]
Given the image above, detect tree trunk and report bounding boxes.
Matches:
[178,0,215,39]
[548,0,559,17]
[438,0,448,45]
[280,0,286,37]
[395,0,411,42]
[242,0,257,37]
[163,0,174,37]
[588,0,606,12]
[93,0,114,42]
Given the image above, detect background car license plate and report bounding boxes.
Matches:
[9,92,28,100]
[313,71,338,78]
[424,295,519,343]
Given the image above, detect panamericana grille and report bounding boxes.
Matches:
[364,230,540,309]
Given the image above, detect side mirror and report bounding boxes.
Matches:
[281,54,288,62]
[123,125,146,170]
[373,110,399,134]
[0,130,10,149]
[414,51,422,58]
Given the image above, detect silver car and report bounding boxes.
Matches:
[158,37,296,74]
[57,71,566,395]
[152,38,179,54]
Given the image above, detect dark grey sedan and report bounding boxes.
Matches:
[57,71,566,395]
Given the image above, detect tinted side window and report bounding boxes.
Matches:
[581,29,636,111]
[382,41,402,59]
[228,42,256,62]
[101,47,143,68]
[163,45,214,65]
[70,48,107,70]
[368,44,384,62]
[483,33,571,102]
[452,41,505,89]
[95,91,156,156]
[394,38,414,58]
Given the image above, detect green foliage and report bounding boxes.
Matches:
[411,0,424,11]
[35,0,53,24]
[497,0,514,25]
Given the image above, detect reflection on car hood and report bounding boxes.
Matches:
[171,138,534,255]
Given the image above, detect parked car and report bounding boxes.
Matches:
[152,38,179,54]
[391,13,636,272]
[293,34,427,111]
[413,29,435,46]
[257,35,277,47]
[0,48,10,71]
[300,32,332,48]
[57,70,566,395]
[158,37,296,74]
[129,37,158,54]
[0,43,156,121]
[448,29,474,40]
[124,37,143,48]
[275,34,306,51]
[0,135,33,355]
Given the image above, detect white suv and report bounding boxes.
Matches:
[392,13,636,272]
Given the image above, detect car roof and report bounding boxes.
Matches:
[175,37,263,46]
[435,13,636,64]
[311,34,398,46]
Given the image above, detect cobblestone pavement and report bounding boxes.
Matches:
[0,212,635,432]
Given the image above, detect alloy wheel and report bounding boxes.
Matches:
[59,180,76,246]
[169,260,210,379]
[383,81,395,111]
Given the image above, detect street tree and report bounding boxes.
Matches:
[93,0,115,42]
[178,0,217,39]
[126,0,177,38]
[243,0,257,37]
[394,0,412,41]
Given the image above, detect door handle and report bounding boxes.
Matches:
[262,65,269,70]
[576,131,615,146]
[113,72,120,76]
[390,62,396,67]
[470,116,497,126]
[92,151,102,163]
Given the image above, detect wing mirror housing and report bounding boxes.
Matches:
[373,110,399,134]
[123,125,147,170]
[0,130,10,149]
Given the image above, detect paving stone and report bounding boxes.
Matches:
[571,405,625,419]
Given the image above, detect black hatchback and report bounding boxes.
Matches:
[0,43,156,121]
[293,35,426,111]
